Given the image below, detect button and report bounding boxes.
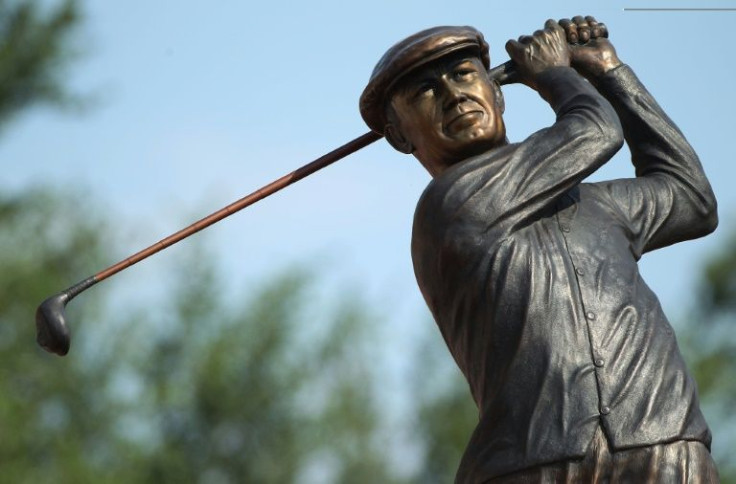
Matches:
[594,358,605,367]
[575,267,584,276]
[586,311,596,321]
[600,406,611,415]
[560,225,570,233]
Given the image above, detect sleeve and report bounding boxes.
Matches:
[412,67,624,314]
[593,65,718,256]
[416,66,624,242]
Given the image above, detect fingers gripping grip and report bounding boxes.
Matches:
[488,18,609,86]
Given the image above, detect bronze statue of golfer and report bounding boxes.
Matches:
[360,16,720,482]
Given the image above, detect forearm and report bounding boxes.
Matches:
[493,66,624,218]
[595,65,718,237]
[500,17,623,209]
[517,66,624,196]
[596,65,703,178]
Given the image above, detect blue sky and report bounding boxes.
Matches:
[3,0,735,343]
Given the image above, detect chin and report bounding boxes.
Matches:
[453,131,504,157]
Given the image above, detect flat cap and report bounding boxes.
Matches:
[359,26,490,134]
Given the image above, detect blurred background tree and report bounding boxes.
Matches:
[107,256,402,483]
[0,188,406,483]
[681,232,736,482]
[0,0,81,129]
[0,189,123,484]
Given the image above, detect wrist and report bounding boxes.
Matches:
[587,52,622,79]
[598,55,623,76]
[534,65,583,101]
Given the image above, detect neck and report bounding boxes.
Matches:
[422,137,509,178]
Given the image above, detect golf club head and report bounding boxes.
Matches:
[36,292,71,356]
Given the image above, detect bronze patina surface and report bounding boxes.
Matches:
[362,16,720,482]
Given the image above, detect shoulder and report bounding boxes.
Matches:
[411,144,519,264]
[414,144,518,227]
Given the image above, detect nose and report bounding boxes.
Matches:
[440,78,468,110]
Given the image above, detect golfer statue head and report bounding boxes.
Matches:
[360,26,507,177]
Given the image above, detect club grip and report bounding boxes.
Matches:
[488,60,518,86]
[489,29,608,86]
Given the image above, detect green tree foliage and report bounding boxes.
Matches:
[682,231,736,483]
[0,189,130,484]
[112,256,401,483]
[0,4,403,480]
[0,189,407,483]
[0,0,80,128]
[409,337,477,484]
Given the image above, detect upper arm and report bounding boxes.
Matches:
[594,65,718,254]
[599,172,718,256]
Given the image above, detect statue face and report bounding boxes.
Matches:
[388,52,506,175]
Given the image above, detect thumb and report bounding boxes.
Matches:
[504,38,526,64]
[505,39,536,88]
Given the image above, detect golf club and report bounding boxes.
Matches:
[34,56,534,356]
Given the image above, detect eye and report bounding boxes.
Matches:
[413,81,436,99]
[453,68,477,81]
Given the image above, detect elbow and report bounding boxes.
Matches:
[694,161,719,234]
[601,115,625,155]
[584,104,624,160]
[686,183,719,237]
[594,96,625,154]
[586,119,623,166]
[701,189,719,235]
[704,212,719,235]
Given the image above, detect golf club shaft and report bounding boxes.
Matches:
[91,130,382,283]
[94,61,517,283]
[57,62,520,294]
[34,57,526,356]
[36,131,380,356]
[489,59,518,85]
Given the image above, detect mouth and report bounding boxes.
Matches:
[444,110,485,133]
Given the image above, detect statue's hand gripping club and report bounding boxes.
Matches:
[489,16,611,88]
[502,16,612,90]
[504,19,572,90]
[561,16,620,80]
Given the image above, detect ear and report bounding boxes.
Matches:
[492,81,505,114]
[384,122,414,154]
